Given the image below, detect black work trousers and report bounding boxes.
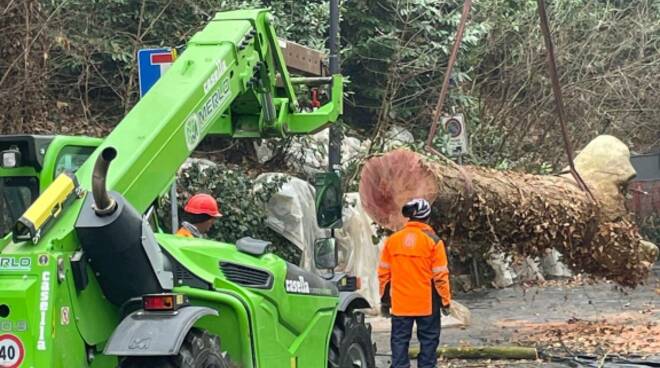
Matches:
[390,310,441,368]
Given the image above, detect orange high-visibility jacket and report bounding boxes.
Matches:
[378,221,451,316]
[175,227,194,237]
[175,222,203,238]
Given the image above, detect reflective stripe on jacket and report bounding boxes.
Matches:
[175,222,203,238]
[378,221,451,316]
[175,227,193,238]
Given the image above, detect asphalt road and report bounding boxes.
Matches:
[373,265,660,368]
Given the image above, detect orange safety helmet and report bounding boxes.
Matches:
[184,194,222,218]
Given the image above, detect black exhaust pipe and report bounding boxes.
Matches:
[76,145,164,304]
[92,147,117,216]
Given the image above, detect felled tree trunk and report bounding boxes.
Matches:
[359,136,657,286]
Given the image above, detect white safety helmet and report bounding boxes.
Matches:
[402,198,431,220]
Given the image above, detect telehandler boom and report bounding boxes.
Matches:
[0,9,374,368]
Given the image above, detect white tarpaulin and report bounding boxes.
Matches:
[487,247,572,288]
[255,174,325,270]
[254,125,414,178]
[541,248,573,278]
[334,193,381,310]
[383,125,414,151]
[254,131,368,177]
[486,249,516,288]
[256,174,381,309]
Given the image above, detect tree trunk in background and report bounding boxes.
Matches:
[359,136,658,287]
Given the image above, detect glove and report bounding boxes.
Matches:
[380,283,392,318]
[380,304,391,318]
[441,304,451,317]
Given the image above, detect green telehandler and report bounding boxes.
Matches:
[0,9,375,368]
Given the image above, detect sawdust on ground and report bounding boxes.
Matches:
[497,309,660,356]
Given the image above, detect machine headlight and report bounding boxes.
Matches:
[1,147,21,168]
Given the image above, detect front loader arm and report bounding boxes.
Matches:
[74,9,342,213]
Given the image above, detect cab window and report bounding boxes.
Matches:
[54,146,95,179]
[0,177,38,237]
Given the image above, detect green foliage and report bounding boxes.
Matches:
[41,0,329,124]
[470,0,660,170]
[341,0,488,139]
[159,161,301,263]
[3,0,658,172]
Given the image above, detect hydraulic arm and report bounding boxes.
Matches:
[74,9,342,213]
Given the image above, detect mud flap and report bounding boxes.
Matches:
[103,306,218,356]
[337,291,370,312]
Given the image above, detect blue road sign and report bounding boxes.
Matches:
[137,48,176,98]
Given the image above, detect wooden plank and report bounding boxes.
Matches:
[279,39,327,76]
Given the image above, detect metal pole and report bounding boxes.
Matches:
[170,183,179,233]
[328,0,342,170]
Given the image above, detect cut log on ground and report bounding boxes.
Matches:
[359,135,657,286]
[408,345,539,360]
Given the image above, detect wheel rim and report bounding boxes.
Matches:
[347,342,368,368]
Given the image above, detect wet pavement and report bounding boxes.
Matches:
[373,265,660,367]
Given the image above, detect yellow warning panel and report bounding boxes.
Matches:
[13,172,80,243]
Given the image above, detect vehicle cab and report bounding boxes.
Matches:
[0,135,101,239]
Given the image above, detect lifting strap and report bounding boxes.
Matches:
[536,0,596,203]
[425,0,596,204]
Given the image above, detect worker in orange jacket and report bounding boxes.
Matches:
[378,198,451,368]
[176,194,222,238]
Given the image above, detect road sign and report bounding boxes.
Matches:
[443,113,468,157]
[137,48,177,97]
[0,334,24,368]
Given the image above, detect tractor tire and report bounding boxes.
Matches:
[118,328,232,368]
[328,311,376,368]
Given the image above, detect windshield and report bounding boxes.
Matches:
[0,177,39,237]
[54,145,96,180]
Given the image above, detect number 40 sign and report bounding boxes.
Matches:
[0,334,24,368]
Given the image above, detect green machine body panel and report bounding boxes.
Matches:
[159,235,339,367]
[0,135,101,241]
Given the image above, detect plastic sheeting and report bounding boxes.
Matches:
[487,247,572,288]
[255,174,325,270]
[254,130,369,177]
[512,256,546,283]
[486,250,516,288]
[254,125,415,178]
[541,248,573,278]
[383,125,415,151]
[334,193,381,310]
[256,174,381,309]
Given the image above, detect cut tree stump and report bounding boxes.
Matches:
[408,345,539,360]
[359,135,657,286]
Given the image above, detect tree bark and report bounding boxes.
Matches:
[359,136,657,286]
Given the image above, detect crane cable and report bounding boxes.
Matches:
[425,0,596,203]
[536,0,596,203]
[425,0,473,150]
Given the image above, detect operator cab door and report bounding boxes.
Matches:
[0,176,38,237]
[0,135,100,237]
